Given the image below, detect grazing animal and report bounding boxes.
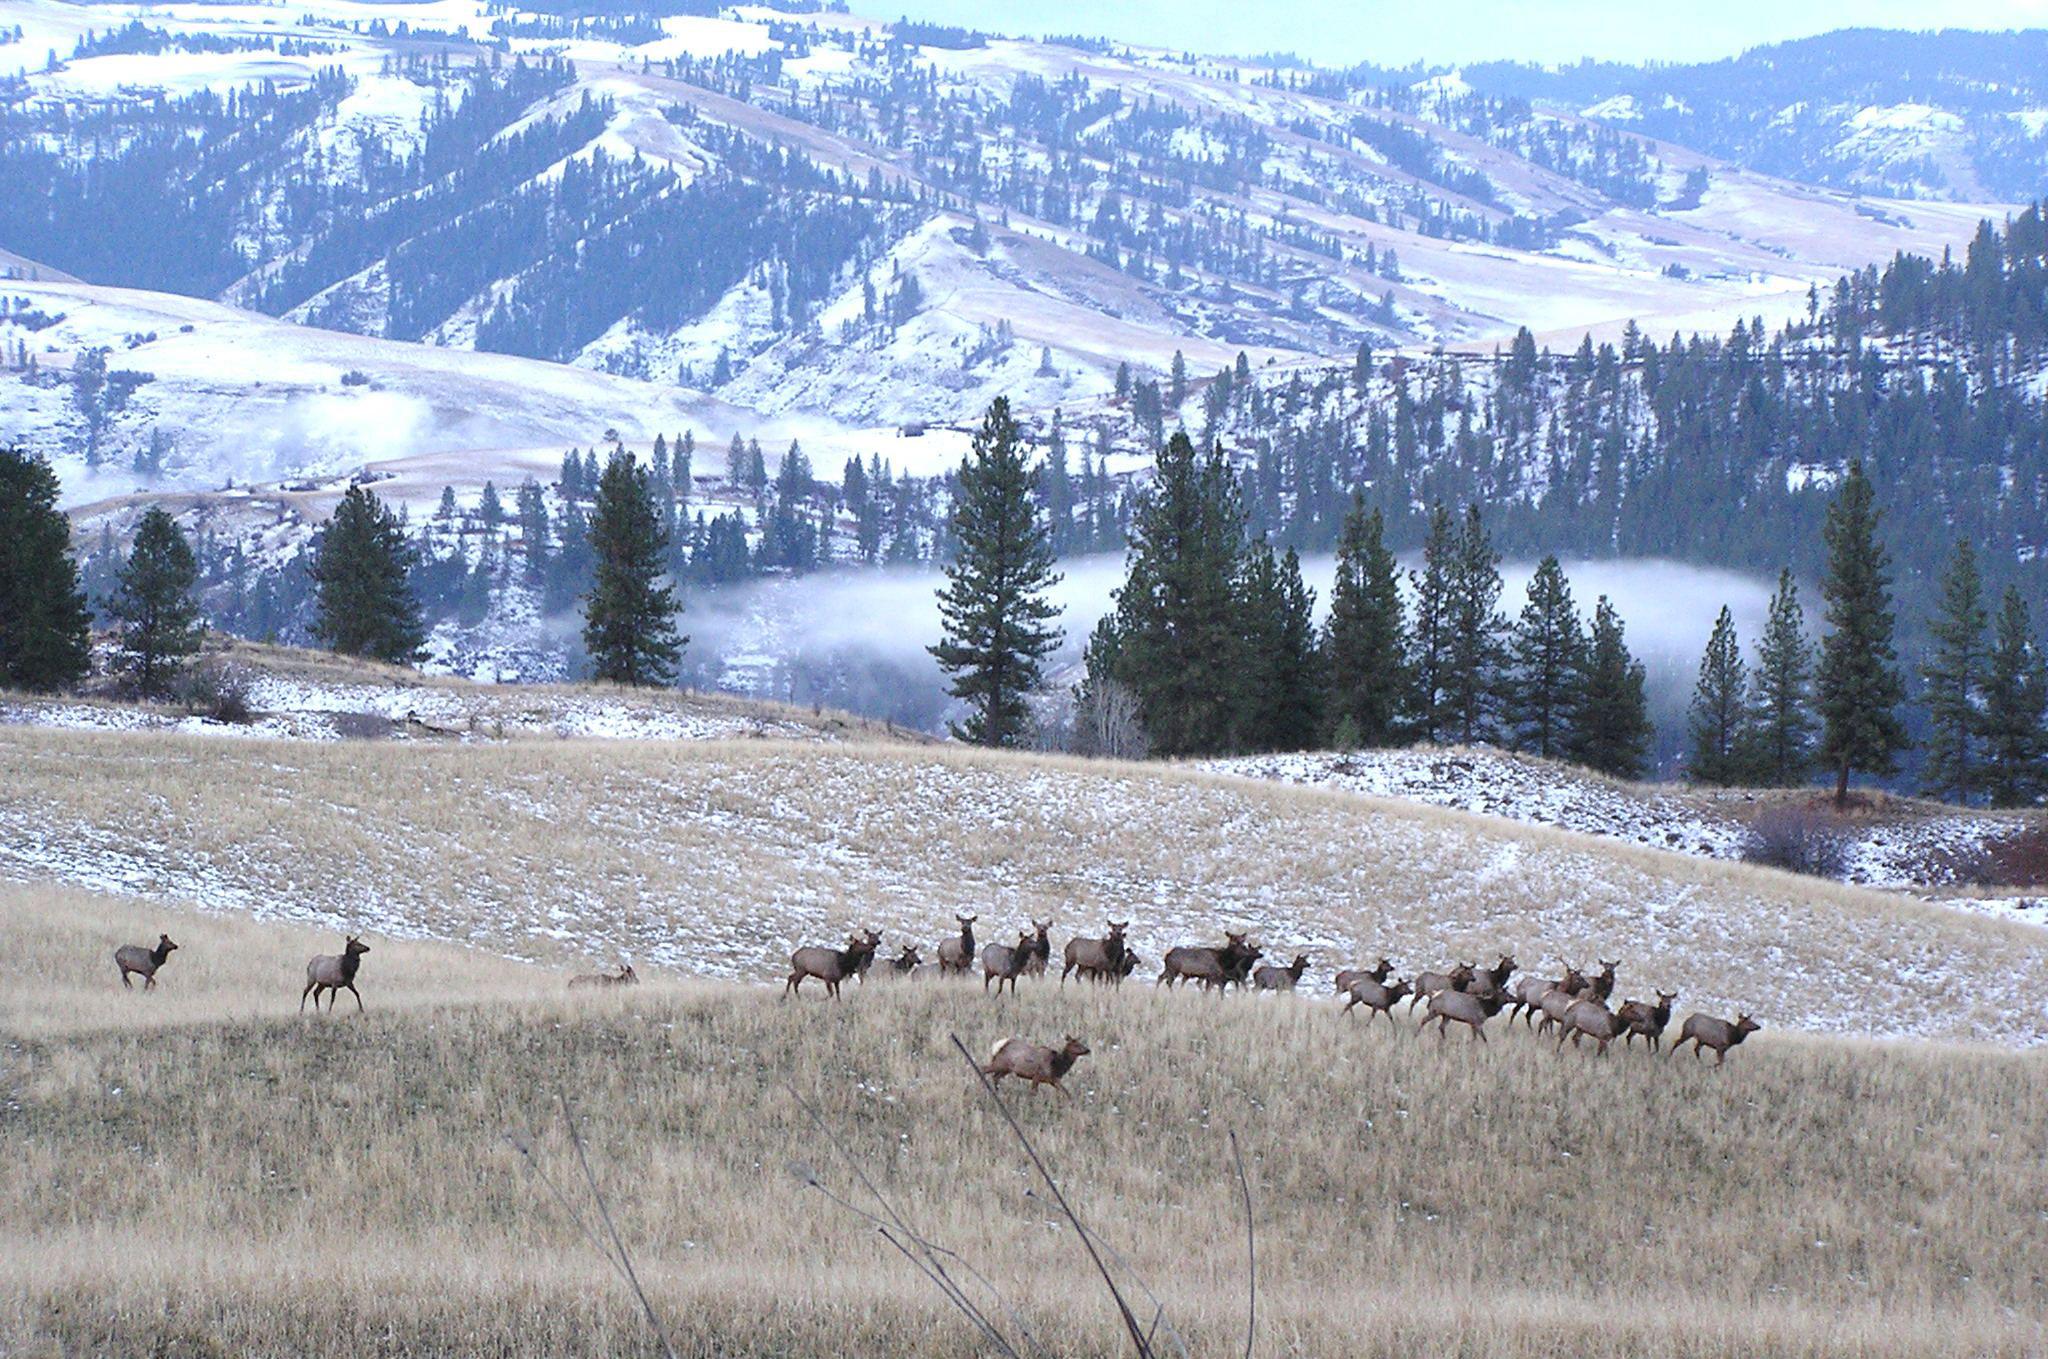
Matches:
[301,936,370,1013]
[1341,974,1412,1025]
[568,962,638,989]
[1556,997,1627,1057]
[1020,919,1054,977]
[882,944,923,977]
[937,914,978,975]
[1116,949,1142,983]
[783,931,880,1000]
[1158,932,1259,991]
[1061,920,1129,986]
[1253,954,1310,992]
[982,930,1035,994]
[1334,958,1394,997]
[114,933,178,991]
[1670,1013,1762,1066]
[1583,959,1621,1004]
[1533,983,1583,1037]
[1461,953,1517,998]
[1417,986,1505,1043]
[1617,990,1679,1051]
[1507,967,1585,1026]
[1406,962,1475,1014]
[981,1035,1090,1095]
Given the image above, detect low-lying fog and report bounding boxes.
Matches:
[679,555,1777,763]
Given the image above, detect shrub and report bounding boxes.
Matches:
[1740,805,1850,879]
[179,662,253,725]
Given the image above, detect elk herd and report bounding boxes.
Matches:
[781,920,1766,1067]
[109,931,382,1012]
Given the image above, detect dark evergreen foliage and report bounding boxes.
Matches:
[0,448,92,692]
[1686,605,1748,785]
[1816,462,1908,802]
[1507,555,1583,758]
[1920,539,1990,803]
[583,450,683,685]
[109,507,204,697]
[1323,497,1405,747]
[309,484,425,665]
[1569,596,1652,778]
[1982,587,2048,808]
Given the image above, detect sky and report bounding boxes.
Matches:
[865,1,2048,67]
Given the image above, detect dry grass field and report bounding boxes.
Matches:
[3,884,2044,1359]
[2,724,2045,1043]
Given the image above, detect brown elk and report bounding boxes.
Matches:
[1555,997,1627,1057]
[1341,974,1412,1025]
[1158,932,1259,991]
[1533,983,1582,1037]
[1617,990,1679,1051]
[114,933,178,991]
[301,936,370,1013]
[1061,920,1129,986]
[568,962,638,989]
[981,1035,1090,1096]
[882,944,923,977]
[1020,919,1054,977]
[1670,1013,1762,1065]
[937,914,977,975]
[1334,958,1394,997]
[1417,986,1505,1043]
[1506,967,1585,1026]
[1116,949,1142,983]
[982,930,1035,994]
[1461,953,1517,997]
[1406,961,1475,1013]
[1252,954,1311,992]
[783,930,879,1000]
[1583,959,1621,1004]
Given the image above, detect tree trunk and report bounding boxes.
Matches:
[1834,757,1851,807]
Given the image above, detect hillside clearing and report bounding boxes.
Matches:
[2,726,2044,1045]
[1,884,2043,1359]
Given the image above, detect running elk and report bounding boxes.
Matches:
[114,933,178,991]
[1253,954,1310,992]
[301,936,370,1013]
[1406,961,1475,1013]
[1670,1013,1761,1065]
[1461,953,1517,997]
[1507,967,1585,1026]
[783,930,880,1000]
[1341,974,1412,1026]
[568,962,638,989]
[1061,921,1129,986]
[982,930,1035,994]
[1021,919,1053,977]
[937,914,977,975]
[1417,986,1505,1043]
[1556,997,1626,1057]
[1617,990,1678,1051]
[981,1035,1090,1096]
[1334,959,1394,997]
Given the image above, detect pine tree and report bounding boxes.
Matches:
[1686,606,1747,785]
[1407,504,1455,742]
[478,480,503,525]
[583,450,683,686]
[515,478,550,583]
[1744,569,1815,787]
[1235,539,1321,751]
[1324,497,1405,747]
[1816,462,1908,804]
[0,447,92,691]
[928,398,1063,746]
[1569,596,1651,778]
[1168,349,1188,408]
[1444,505,1506,743]
[109,507,203,697]
[310,484,424,665]
[1270,546,1322,750]
[1107,432,1246,756]
[1507,555,1583,758]
[1920,539,1990,804]
[1982,586,2048,808]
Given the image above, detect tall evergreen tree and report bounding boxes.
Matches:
[109,507,203,697]
[583,450,683,686]
[1686,605,1748,785]
[1507,555,1583,758]
[1444,504,1506,743]
[1407,504,1455,743]
[928,398,1063,747]
[1324,497,1405,747]
[1108,432,1245,756]
[1920,538,1990,804]
[1816,462,1908,804]
[1982,586,2048,808]
[309,484,424,665]
[1569,596,1651,778]
[1235,539,1321,751]
[0,447,92,691]
[1744,569,1816,787]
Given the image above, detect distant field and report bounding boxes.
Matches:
[2,884,2043,1359]
[2,724,2046,1045]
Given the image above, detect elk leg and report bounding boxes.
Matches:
[346,982,364,1014]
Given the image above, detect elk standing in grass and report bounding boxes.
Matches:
[1671,1013,1762,1065]
[1334,958,1393,998]
[982,929,1034,995]
[784,930,879,1001]
[568,962,638,989]
[1341,974,1412,1026]
[1406,962,1475,1013]
[1461,953,1517,998]
[1417,986,1505,1043]
[1158,931,1260,991]
[1020,919,1053,977]
[1617,990,1679,1052]
[938,914,977,976]
[301,935,370,1013]
[1061,920,1129,986]
[1253,953,1310,992]
[981,1035,1090,1096]
[1583,959,1621,1004]
[1556,997,1627,1057]
[1507,967,1585,1027]
[114,933,178,991]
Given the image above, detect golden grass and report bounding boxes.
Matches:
[2,725,2045,1045]
[2,883,2044,1358]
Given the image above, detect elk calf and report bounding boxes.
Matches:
[982,1036,1090,1096]
[1407,962,1475,1013]
[1334,958,1394,997]
[1417,987,1503,1043]
[1021,919,1054,977]
[114,933,179,991]
[301,936,370,1013]
[1670,1013,1761,1066]
[981,930,1035,994]
[882,944,923,977]
[1253,954,1310,992]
